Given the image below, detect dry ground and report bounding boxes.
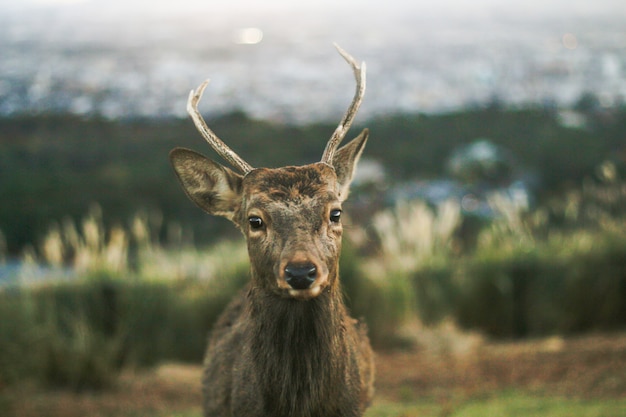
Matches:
[376,331,626,401]
[5,332,626,417]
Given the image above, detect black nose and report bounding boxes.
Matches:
[284,264,317,290]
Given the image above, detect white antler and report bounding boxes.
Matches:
[187,80,254,174]
[320,44,366,164]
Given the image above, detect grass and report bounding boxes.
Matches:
[458,394,626,417]
[367,394,626,417]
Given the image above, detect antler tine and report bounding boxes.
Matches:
[187,80,254,174]
[321,44,367,164]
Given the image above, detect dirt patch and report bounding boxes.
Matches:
[6,364,203,417]
[375,332,626,401]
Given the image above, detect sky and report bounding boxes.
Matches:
[4,0,625,15]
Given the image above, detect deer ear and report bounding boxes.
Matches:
[169,148,243,220]
[331,128,368,201]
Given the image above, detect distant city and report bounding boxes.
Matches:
[0,1,624,123]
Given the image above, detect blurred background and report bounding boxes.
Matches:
[1,0,625,416]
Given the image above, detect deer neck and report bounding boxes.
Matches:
[246,279,347,348]
[245,278,350,415]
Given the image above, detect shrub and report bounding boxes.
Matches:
[0,290,42,386]
[418,235,626,338]
[411,266,457,325]
[559,237,626,332]
[0,264,250,391]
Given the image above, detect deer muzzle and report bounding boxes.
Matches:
[278,251,329,299]
[284,264,317,290]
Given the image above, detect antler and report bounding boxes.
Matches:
[320,44,367,164]
[187,80,254,174]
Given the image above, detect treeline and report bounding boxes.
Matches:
[1,106,625,252]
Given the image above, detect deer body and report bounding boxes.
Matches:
[170,46,374,417]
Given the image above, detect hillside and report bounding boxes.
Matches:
[1,106,625,252]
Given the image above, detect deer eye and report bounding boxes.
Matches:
[329,209,342,223]
[248,216,264,230]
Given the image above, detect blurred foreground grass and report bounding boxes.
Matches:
[368,395,626,417]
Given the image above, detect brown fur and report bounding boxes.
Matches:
[170,129,374,417]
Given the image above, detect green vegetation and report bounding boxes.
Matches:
[368,395,626,417]
[1,168,625,392]
[0,277,244,390]
[0,210,250,391]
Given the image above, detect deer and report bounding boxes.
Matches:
[169,44,374,417]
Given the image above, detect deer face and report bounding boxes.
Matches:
[170,130,368,300]
[241,163,343,299]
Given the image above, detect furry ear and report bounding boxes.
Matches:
[169,148,243,221]
[331,129,368,201]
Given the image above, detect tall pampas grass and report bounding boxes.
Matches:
[371,199,462,272]
[30,205,249,284]
[37,205,129,275]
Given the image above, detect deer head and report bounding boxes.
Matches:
[170,44,367,300]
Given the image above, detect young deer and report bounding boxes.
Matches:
[169,45,374,417]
